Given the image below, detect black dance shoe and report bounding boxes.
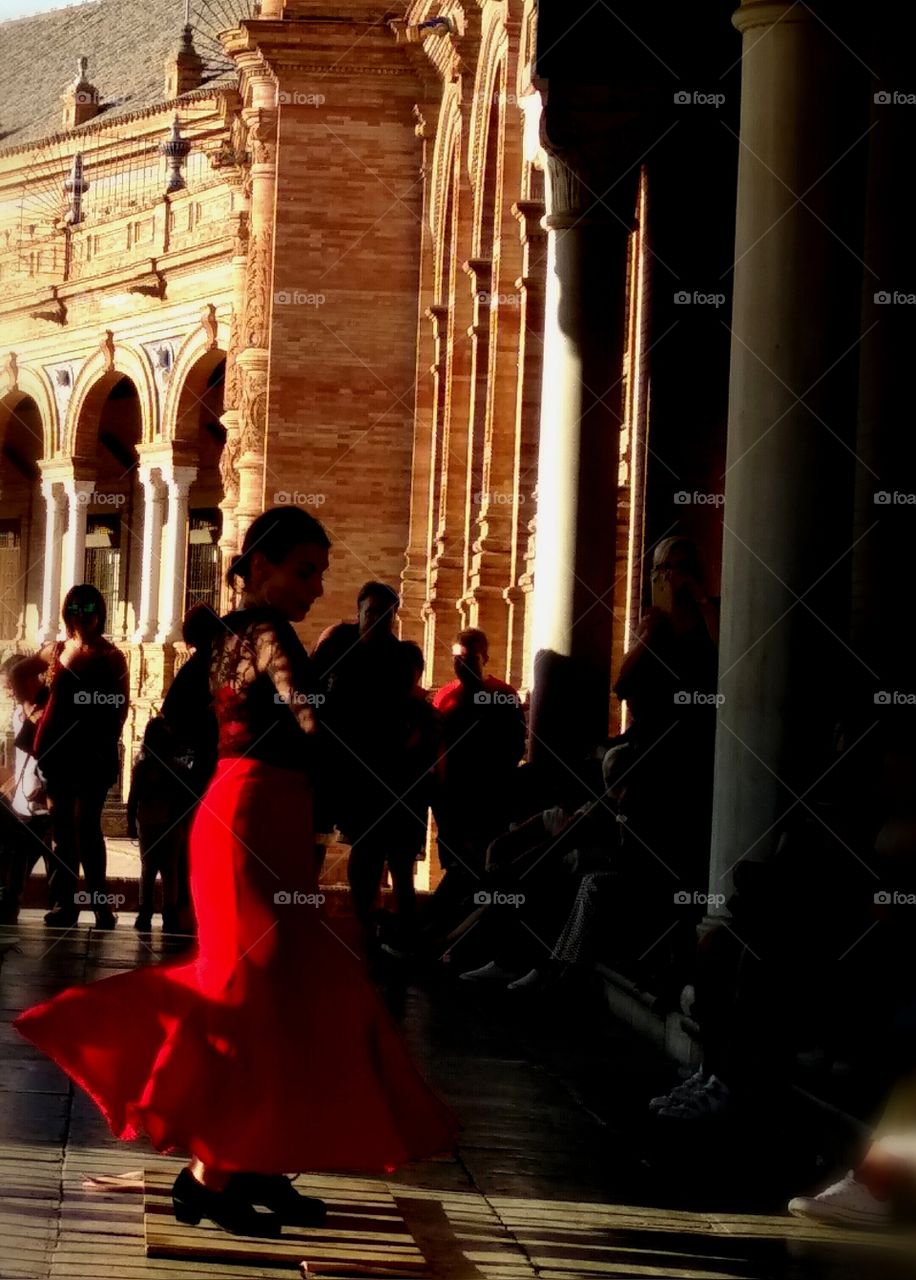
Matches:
[227,1173,328,1226]
[171,1168,282,1236]
[43,907,79,928]
[94,909,118,931]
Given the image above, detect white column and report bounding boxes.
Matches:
[132,465,166,643]
[525,90,642,768]
[60,477,94,597]
[155,465,197,644]
[707,1,868,906]
[37,479,66,644]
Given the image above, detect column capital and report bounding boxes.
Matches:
[733,1,815,34]
[161,464,198,495]
[62,477,95,503]
[137,462,166,492]
[526,81,651,229]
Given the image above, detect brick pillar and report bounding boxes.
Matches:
[402,110,437,649]
[426,162,475,683]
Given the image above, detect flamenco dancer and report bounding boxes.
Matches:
[15,507,456,1237]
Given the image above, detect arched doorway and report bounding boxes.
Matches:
[0,391,44,647]
[173,351,226,620]
[72,374,142,639]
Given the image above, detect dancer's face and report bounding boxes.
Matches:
[249,542,329,621]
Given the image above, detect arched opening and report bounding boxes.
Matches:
[0,392,44,646]
[74,374,142,638]
[174,351,226,618]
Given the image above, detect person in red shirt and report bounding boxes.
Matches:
[432,628,526,885]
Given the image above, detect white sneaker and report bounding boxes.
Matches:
[459,960,516,983]
[788,1172,890,1228]
[657,1073,730,1119]
[649,1067,706,1111]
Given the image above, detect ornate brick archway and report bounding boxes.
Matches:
[65,339,157,459]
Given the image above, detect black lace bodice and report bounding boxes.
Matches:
[209,606,321,774]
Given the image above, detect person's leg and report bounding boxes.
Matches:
[159,829,183,932]
[45,784,80,921]
[137,827,159,925]
[387,847,418,929]
[76,779,114,922]
[347,838,387,929]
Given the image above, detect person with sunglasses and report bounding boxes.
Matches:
[34,584,129,928]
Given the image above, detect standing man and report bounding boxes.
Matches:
[312,583,430,939]
[432,628,526,887]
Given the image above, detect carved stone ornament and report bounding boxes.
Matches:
[200,303,218,350]
[0,352,18,393]
[99,329,116,372]
[244,229,272,350]
[224,311,241,411]
[239,366,268,456]
[219,428,241,502]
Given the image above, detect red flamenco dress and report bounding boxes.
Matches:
[15,606,457,1173]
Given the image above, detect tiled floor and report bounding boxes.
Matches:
[0,915,913,1279]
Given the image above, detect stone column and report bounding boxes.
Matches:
[506,198,546,693]
[526,86,643,769]
[233,68,277,549]
[60,477,94,597]
[38,479,67,643]
[155,465,197,644]
[707,1,868,904]
[851,13,916,722]
[219,204,249,609]
[132,464,166,643]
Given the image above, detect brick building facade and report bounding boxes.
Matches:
[0,0,655,795]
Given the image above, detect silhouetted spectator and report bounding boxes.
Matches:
[128,717,189,934]
[312,584,432,935]
[35,585,129,929]
[0,656,52,923]
[432,628,526,878]
[159,603,222,935]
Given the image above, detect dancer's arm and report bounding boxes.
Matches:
[253,619,320,736]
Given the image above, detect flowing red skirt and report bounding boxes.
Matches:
[14,757,457,1173]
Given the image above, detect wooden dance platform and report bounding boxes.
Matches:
[144,1169,429,1276]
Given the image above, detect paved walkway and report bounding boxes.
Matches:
[0,914,912,1279]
